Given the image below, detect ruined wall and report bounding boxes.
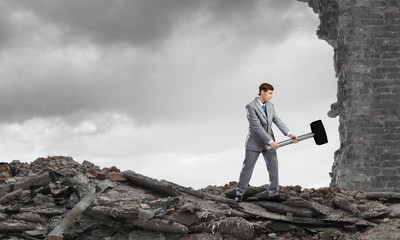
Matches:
[299,0,400,191]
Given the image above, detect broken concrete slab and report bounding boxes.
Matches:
[123,170,181,197]
[332,195,361,215]
[365,192,400,202]
[13,172,52,191]
[132,218,189,234]
[0,220,37,232]
[256,200,315,218]
[87,205,139,220]
[13,212,44,223]
[0,189,23,204]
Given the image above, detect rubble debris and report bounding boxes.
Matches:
[48,180,115,238]
[0,156,399,239]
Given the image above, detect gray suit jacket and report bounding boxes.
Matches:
[245,98,290,151]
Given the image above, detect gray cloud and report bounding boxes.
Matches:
[4,0,301,48]
[0,2,14,47]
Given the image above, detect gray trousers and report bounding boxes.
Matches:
[236,149,279,197]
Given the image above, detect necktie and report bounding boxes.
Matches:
[262,105,267,118]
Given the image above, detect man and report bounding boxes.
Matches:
[235,83,298,203]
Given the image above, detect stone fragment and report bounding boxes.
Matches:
[20,190,31,199]
[51,186,73,199]
[0,184,13,196]
[268,233,277,238]
[174,211,201,226]
[85,172,96,179]
[343,225,357,232]
[354,191,367,201]
[0,163,13,178]
[0,189,22,204]
[357,203,369,212]
[0,212,8,221]
[13,212,44,223]
[267,221,298,234]
[211,217,254,239]
[299,192,311,200]
[25,229,47,238]
[140,203,150,209]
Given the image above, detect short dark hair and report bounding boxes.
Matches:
[258,83,274,95]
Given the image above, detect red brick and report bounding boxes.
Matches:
[82,160,94,168]
[107,172,126,182]
[47,234,63,240]
[316,187,332,195]
[285,185,302,193]
[102,167,110,175]
[109,166,121,172]
[34,157,50,164]
[95,170,107,180]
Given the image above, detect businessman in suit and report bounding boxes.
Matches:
[235,83,298,203]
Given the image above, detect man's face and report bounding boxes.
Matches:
[260,90,273,103]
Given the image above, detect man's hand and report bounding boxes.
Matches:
[289,134,299,143]
[270,142,279,150]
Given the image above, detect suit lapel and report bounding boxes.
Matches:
[253,98,267,120]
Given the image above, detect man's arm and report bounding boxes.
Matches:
[270,104,298,149]
[271,106,290,135]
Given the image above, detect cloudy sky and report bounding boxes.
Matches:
[0,0,339,189]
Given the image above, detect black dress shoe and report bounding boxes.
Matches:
[268,195,285,203]
[235,195,242,203]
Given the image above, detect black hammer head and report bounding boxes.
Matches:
[310,120,328,145]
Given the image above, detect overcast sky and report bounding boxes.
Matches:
[0,0,339,189]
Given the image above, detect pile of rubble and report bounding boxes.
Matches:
[0,156,400,240]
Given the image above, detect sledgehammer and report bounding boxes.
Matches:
[266,120,328,151]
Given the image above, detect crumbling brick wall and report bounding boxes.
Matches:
[299,0,400,191]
